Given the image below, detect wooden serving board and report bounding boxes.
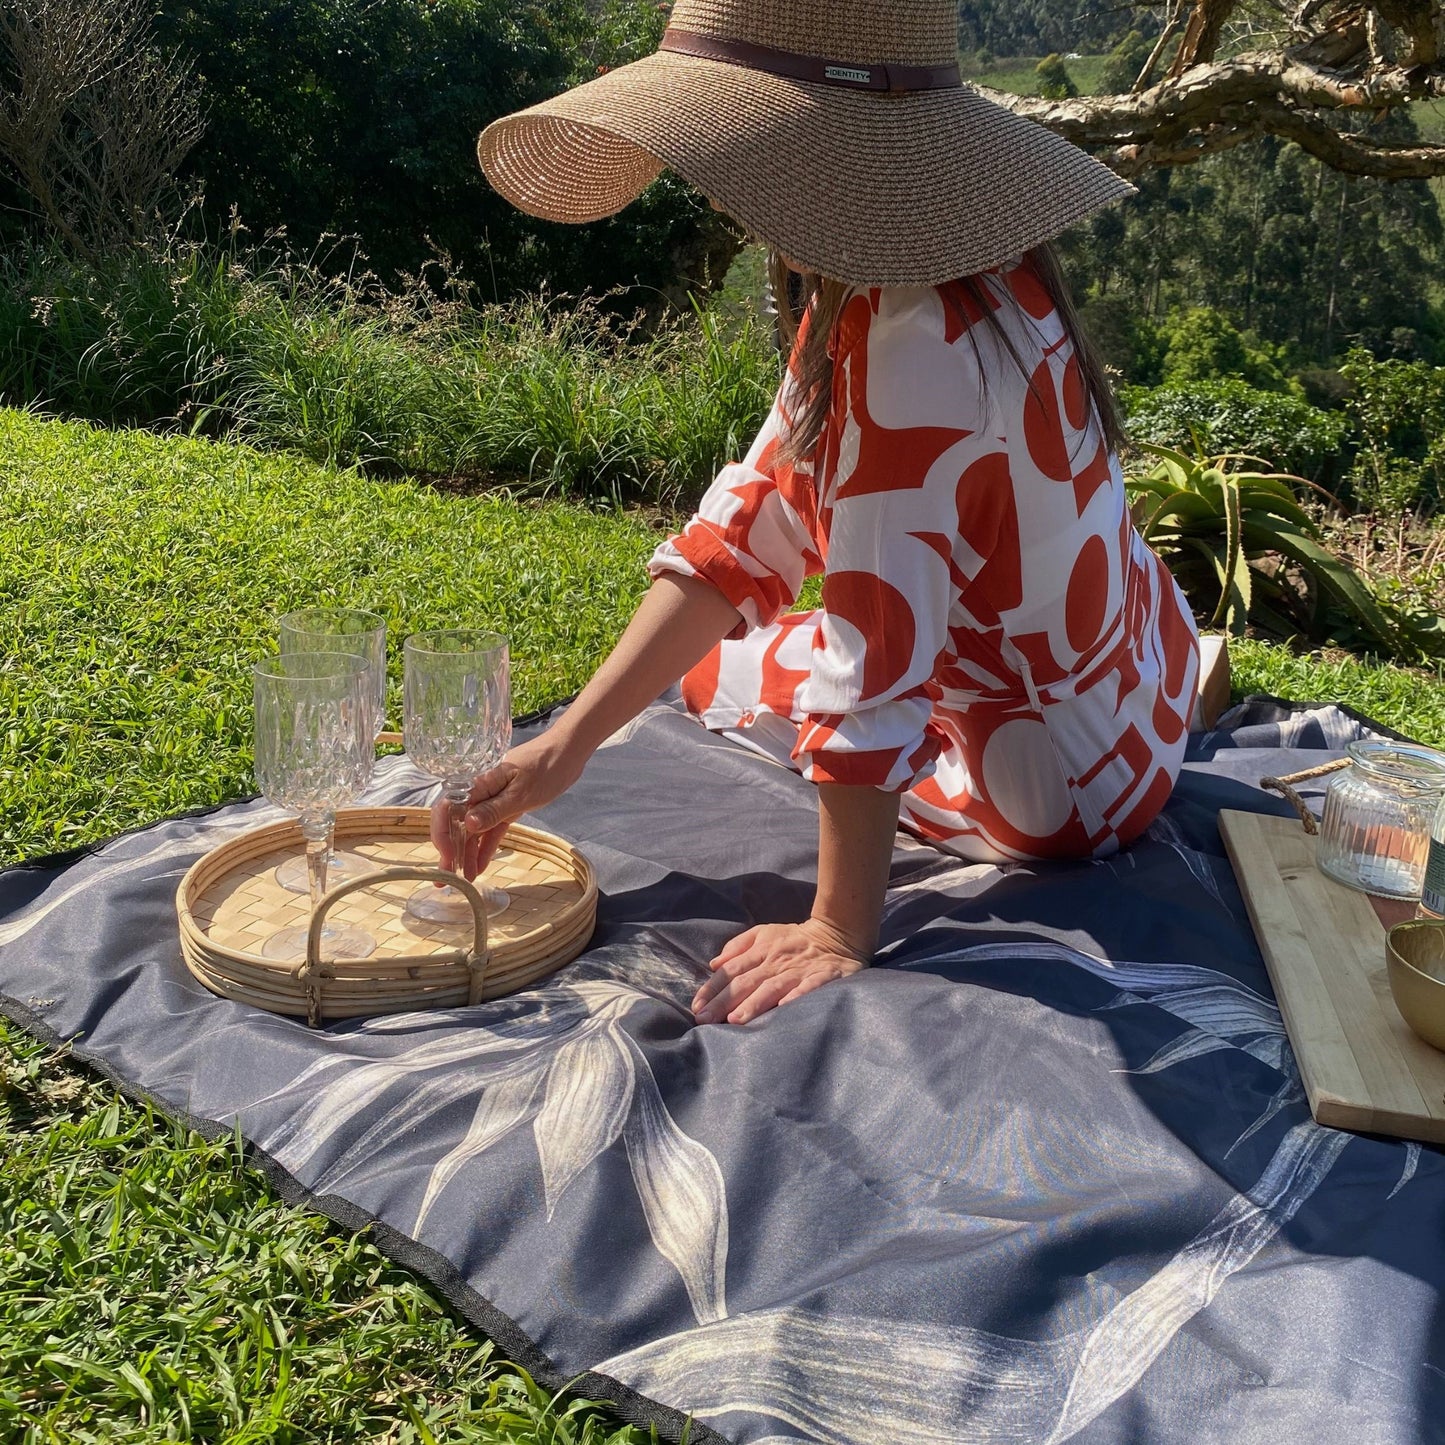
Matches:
[1220,809,1445,1145]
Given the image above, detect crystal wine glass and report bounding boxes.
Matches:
[274,606,387,893]
[254,651,377,961]
[403,629,511,925]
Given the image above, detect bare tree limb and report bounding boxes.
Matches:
[1169,0,1244,74]
[0,0,203,258]
[1136,0,1189,90]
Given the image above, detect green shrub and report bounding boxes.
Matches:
[1078,293,1165,384]
[1035,53,1078,99]
[1339,348,1445,514]
[1122,379,1352,487]
[0,237,781,503]
[150,0,732,303]
[0,243,243,428]
[1096,29,1154,94]
[1157,306,1290,391]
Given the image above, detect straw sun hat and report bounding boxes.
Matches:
[477,0,1134,287]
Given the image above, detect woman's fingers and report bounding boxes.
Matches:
[694,965,776,1023]
[711,927,762,967]
[692,920,869,1026]
[427,734,584,880]
[692,936,769,1013]
[430,795,457,868]
[464,766,523,836]
[724,970,799,1024]
[776,970,841,1009]
[465,762,515,808]
[470,823,510,879]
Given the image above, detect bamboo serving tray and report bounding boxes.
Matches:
[1220,809,1445,1145]
[176,808,597,1025]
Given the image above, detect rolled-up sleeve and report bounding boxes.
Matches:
[648,392,820,636]
[792,288,993,792]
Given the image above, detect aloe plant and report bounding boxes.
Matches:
[1125,442,1400,652]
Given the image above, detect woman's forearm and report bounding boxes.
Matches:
[548,573,743,761]
[810,782,901,959]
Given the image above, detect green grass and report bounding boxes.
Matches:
[0,241,781,506]
[0,1021,656,1444]
[5,411,1445,1439]
[0,411,673,1441]
[960,54,1110,97]
[1230,637,1445,745]
[0,409,659,863]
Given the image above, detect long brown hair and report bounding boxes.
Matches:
[769,243,1124,467]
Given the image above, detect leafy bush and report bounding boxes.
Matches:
[0,241,244,427]
[1096,29,1153,94]
[1156,306,1290,391]
[1034,53,1078,98]
[149,0,732,304]
[1123,380,1352,487]
[1339,348,1445,514]
[1126,443,1402,653]
[0,237,780,503]
[1078,293,1165,384]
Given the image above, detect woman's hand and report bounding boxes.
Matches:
[430,732,584,880]
[691,916,870,1025]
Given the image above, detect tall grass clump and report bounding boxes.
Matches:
[0,241,245,428]
[0,235,781,504]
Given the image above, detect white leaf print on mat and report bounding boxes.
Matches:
[0,819,279,948]
[414,1070,542,1232]
[597,1123,1352,1445]
[1046,1122,1349,1442]
[535,1025,635,1219]
[263,1025,565,1166]
[259,979,730,1326]
[309,1050,546,1194]
[917,938,1307,1146]
[1390,1141,1422,1199]
[621,1032,729,1325]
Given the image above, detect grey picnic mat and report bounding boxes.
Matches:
[1,694,1442,1444]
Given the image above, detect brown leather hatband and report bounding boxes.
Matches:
[657,29,962,93]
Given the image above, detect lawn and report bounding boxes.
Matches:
[3,409,1444,1440]
[960,54,1110,97]
[0,410,658,865]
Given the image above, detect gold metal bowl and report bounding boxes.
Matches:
[1386,920,1445,1052]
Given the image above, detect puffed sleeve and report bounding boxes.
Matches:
[648,388,821,637]
[792,287,993,792]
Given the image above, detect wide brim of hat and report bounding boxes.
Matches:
[478,51,1134,287]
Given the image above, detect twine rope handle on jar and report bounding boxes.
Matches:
[1259,758,1352,836]
[298,865,490,1027]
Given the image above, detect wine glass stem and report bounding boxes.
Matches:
[445,781,469,879]
[302,811,335,911]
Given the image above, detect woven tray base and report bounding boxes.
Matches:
[177,808,596,1021]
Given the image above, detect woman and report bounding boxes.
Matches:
[442,0,1201,1027]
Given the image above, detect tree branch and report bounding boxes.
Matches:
[974,1,1445,180]
[1169,0,1244,74]
[1136,0,1189,90]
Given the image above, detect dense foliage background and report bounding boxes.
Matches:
[957,0,1137,58]
[147,0,736,302]
[2,0,1445,596]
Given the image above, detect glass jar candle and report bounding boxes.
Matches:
[1317,740,1445,899]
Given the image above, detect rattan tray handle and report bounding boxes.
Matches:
[301,866,490,1026]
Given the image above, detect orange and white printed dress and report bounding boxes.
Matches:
[648,263,1201,863]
